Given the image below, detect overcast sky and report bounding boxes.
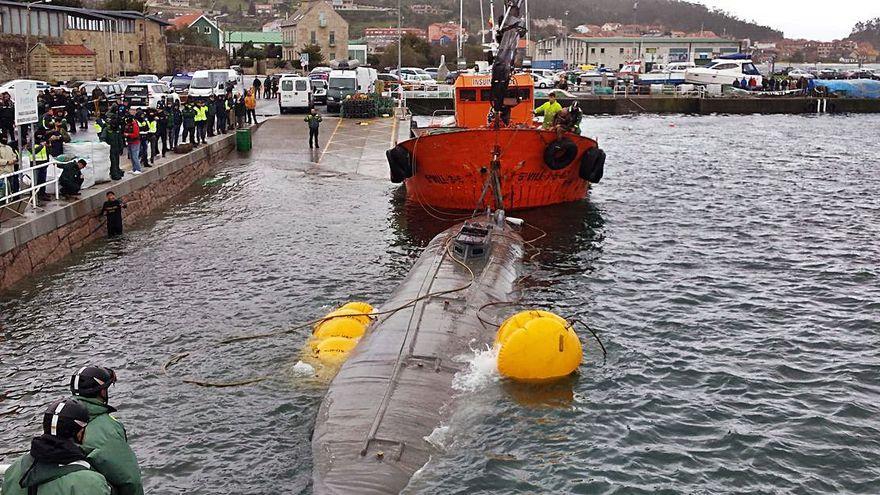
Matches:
[690,0,880,40]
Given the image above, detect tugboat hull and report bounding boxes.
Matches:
[396,128,599,211]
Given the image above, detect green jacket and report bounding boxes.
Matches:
[74,396,144,495]
[1,454,110,495]
[534,101,562,130]
[103,126,124,150]
[304,114,322,130]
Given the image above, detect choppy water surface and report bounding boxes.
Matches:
[2,114,880,494]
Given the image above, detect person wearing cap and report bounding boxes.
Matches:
[69,366,144,495]
[533,91,562,130]
[1,398,111,495]
[194,100,208,144]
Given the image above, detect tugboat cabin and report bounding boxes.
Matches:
[454,73,535,128]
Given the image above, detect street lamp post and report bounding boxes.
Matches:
[25,0,52,78]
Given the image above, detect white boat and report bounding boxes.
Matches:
[685,55,764,87]
[637,62,696,85]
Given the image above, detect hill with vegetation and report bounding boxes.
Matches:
[849,18,880,47]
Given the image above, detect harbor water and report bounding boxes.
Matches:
[2,114,879,493]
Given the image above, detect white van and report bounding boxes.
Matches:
[278,76,312,113]
[188,69,242,100]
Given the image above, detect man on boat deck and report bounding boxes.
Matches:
[69,366,144,495]
[534,91,562,130]
[0,398,111,495]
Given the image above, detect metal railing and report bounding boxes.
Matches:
[1,158,62,216]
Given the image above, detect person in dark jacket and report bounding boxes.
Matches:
[263,76,271,98]
[181,102,196,145]
[234,94,246,129]
[100,191,126,237]
[0,398,111,495]
[206,95,216,137]
[253,76,262,99]
[169,101,182,150]
[215,96,227,134]
[156,107,168,157]
[304,108,322,148]
[102,117,124,180]
[57,159,86,197]
[69,366,144,495]
[0,92,15,142]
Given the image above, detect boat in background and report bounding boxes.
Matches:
[386,6,606,212]
[638,62,696,85]
[685,54,764,86]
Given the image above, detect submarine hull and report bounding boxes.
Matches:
[311,218,523,494]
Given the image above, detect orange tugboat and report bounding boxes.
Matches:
[386,4,606,211]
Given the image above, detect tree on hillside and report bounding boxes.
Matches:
[166,26,212,46]
[850,18,880,46]
[101,0,146,11]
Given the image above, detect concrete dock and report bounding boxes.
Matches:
[0,113,401,290]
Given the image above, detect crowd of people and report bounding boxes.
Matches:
[0,84,261,210]
[252,76,280,99]
[1,366,143,495]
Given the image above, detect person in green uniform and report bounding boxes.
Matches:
[304,108,323,149]
[181,102,197,146]
[69,366,144,495]
[57,159,86,197]
[534,91,562,130]
[102,117,125,180]
[1,398,111,495]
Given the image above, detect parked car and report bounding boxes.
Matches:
[787,68,815,79]
[0,79,51,94]
[169,73,193,93]
[309,67,332,80]
[134,74,159,83]
[160,75,173,84]
[79,81,125,102]
[123,83,180,108]
[393,68,438,90]
[528,73,555,88]
[425,68,439,80]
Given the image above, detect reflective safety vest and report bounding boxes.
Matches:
[148,120,157,134]
[94,122,104,134]
[34,145,48,163]
[138,120,150,135]
[194,106,208,122]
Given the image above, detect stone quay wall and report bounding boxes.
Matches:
[0,133,239,291]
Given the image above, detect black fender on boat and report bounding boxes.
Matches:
[386,145,413,183]
[579,147,606,183]
[543,138,578,170]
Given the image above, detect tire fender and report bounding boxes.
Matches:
[543,138,578,170]
[386,145,413,183]
[579,147,606,183]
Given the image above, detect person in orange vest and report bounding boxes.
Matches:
[244,89,257,125]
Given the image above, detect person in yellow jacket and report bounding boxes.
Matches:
[534,91,562,130]
[194,101,208,144]
[244,89,257,125]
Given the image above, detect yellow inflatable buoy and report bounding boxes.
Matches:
[313,308,371,334]
[314,317,367,340]
[316,337,358,364]
[496,310,568,347]
[340,301,374,317]
[496,314,582,382]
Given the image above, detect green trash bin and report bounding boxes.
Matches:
[236,129,252,151]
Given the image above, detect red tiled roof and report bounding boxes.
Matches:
[46,44,95,56]
[169,12,203,30]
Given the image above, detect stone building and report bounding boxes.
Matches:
[427,22,464,46]
[0,1,170,77]
[28,43,96,81]
[281,0,348,63]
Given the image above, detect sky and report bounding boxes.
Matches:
[689,0,880,41]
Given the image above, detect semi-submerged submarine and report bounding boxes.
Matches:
[311,212,523,494]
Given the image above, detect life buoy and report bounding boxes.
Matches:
[386,145,413,183]
[543,138,578,170]
[579,147,606,183]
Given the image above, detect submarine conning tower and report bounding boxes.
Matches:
[311,212,524,494]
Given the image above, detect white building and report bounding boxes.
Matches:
[535,36,744,69]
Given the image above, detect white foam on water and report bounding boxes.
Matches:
[451,345,500,393]
[423,425,450,450]
[291,360,316,377]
